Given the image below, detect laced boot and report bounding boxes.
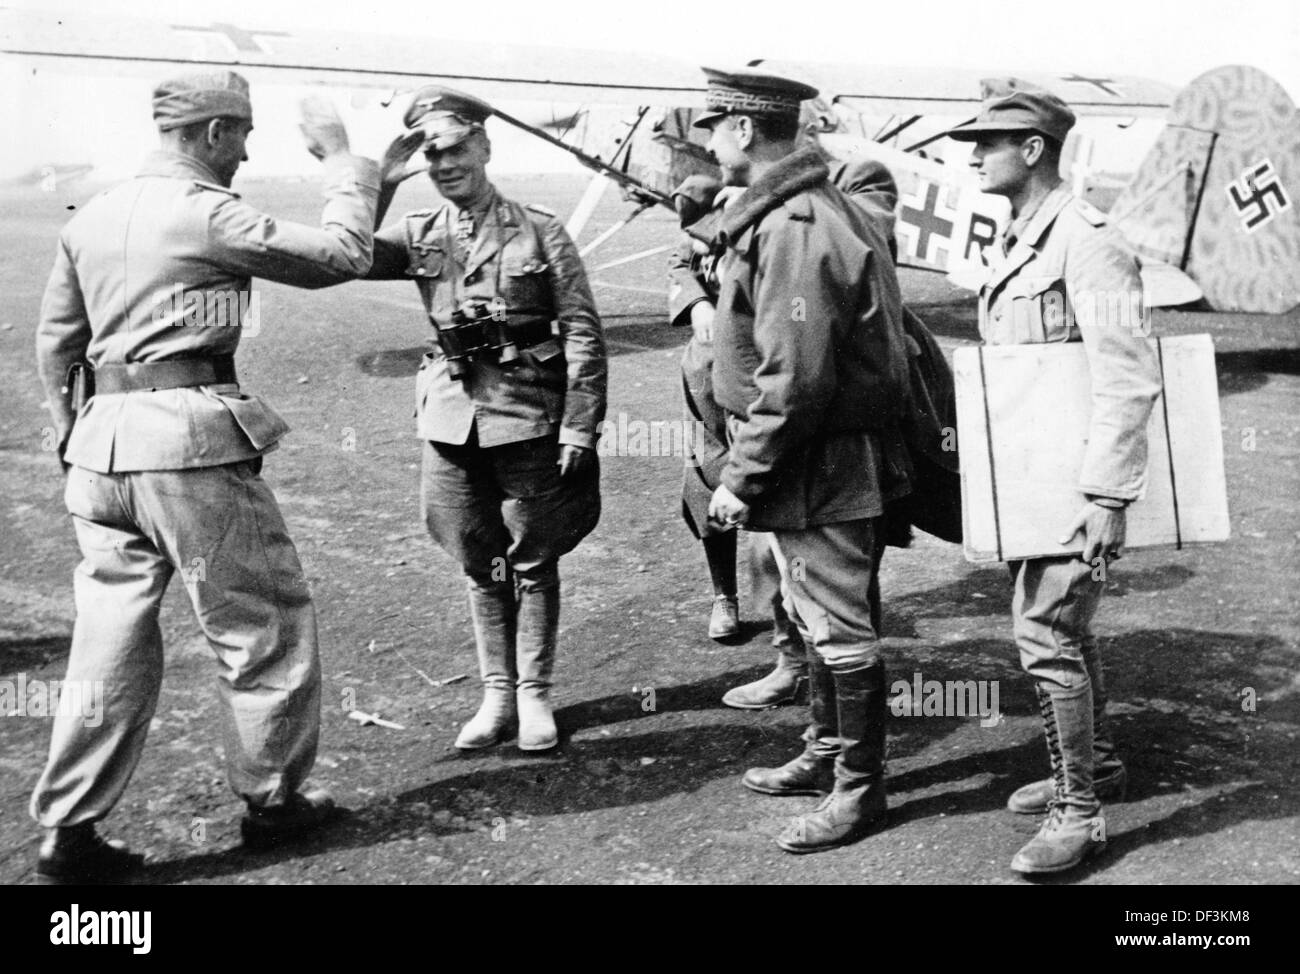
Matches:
[455,581,518,750]
[777,661,888,853]
[516,576,561,751]
[1010,685,1106,874]
[1007,645,1126,813]
[743,651,835,795]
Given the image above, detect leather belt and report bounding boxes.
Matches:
[94,355,237,394]
[506,320,554,349]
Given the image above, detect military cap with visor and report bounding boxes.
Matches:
[405,86,495,151]
[692,67,819,129]
[944,79,1077,145]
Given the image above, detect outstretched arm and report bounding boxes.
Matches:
[206,97,381,289]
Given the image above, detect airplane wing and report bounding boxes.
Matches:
[0,7,708,106]
[756,60,1177,118]
[3,9,1176,118]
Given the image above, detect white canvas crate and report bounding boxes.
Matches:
[954,334,1231,563]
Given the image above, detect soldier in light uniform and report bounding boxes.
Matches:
[698,68,914,854]
[945,82,1162,874]
[31,72,380,882]
[366,88,606,753]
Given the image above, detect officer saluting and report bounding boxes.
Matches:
[32,72,380,882]
[368,88,607,752]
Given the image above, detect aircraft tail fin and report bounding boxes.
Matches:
[1139,258,1203,308]
[1110,65,1300,314]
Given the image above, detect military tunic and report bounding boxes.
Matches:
[978,185,1162,694]
[367,187,606,695]
[369,189,606,452]
[668,216,729,539]
[31,150,380,827]
[710,147,911,669]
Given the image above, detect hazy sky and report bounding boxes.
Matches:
[4,0,1298,178]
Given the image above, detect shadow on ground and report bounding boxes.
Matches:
[135,623,1296,884]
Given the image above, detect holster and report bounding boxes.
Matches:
[64,361,94,413]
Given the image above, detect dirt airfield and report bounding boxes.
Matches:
[1,171,1297,885]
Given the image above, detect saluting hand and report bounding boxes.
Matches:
[1059,502,1127,565]
[558,444,594,479]
[380,130,426,187]
[299,96,351,161]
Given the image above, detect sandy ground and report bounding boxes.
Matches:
[1,171,1297,885]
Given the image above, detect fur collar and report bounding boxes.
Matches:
[719,147,829,243]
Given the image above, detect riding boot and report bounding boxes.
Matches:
[742,650,835,795]
[454,581,518,750]
[776,660,888,853]
[516,575,561,751]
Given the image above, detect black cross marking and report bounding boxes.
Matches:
[171,22,291,54]
[1060,74,1121,97]
[900,183,954,262]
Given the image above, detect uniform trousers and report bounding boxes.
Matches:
[768,518,882,672]
[421,429,599,690]
[31,459,321,827]
[1007,555,1104,694]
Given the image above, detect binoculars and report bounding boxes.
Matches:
[438,298,521,380]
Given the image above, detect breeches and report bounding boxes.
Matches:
[1007,555,1104,694]
[770,518,882,671]
[421,430,600,588]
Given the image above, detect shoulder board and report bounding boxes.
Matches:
[1071,197,1108,227]
[193,179,240,198]
[525,202,557,218]
[405,207,436,218]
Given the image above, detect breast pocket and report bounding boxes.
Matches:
[1008,275,1070,343]
[406,247,446,281]
[503,255,552,314]
[519,337,566,394]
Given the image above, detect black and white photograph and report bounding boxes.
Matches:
[0,0,1295,915]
